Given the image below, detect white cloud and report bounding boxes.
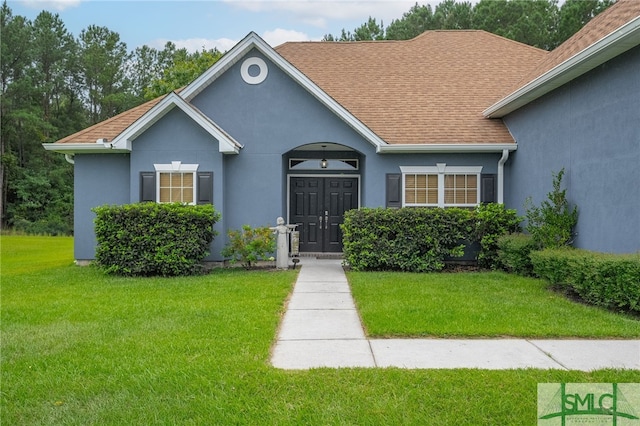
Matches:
[225,0,428,28]
[262,29,312,46]
[149,37,238,53]
[149,29,311,53]
[20,0,82,11]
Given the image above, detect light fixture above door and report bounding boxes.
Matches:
[320,145,328,169]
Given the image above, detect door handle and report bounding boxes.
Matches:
[324,211,329,230]
[319,215,323,228]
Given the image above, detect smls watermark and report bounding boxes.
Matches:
[538,383,640,425]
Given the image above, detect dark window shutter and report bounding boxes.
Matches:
[481,174,496,203]
[197,172,213,204]
[140,172,156,202]
[386,173,402,208]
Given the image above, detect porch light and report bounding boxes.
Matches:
[320,145,328,168]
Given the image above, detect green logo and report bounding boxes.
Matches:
[538,383,640,425]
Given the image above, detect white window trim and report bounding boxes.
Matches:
[400,164,482,208]
[154,162,199,205]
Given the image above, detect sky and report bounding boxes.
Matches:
[8,0,441,51]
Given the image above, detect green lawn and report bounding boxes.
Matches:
[348,271,640,338]
[2,236,639,425]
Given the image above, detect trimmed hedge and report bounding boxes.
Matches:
[341,204,520,272]
[497,233,537,276]
[93,203,220,276]
[531,248,640,314]
[341,207,472,272]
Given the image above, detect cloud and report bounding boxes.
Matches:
[20,0,82,11]
[262,29,312,46]
[225,0,426,28]
[149,29,311,53]
[149,37,239,53]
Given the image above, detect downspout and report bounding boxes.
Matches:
[64,154,75,165]
[497,149,509,204]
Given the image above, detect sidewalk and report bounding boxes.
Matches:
[271,258,640,370]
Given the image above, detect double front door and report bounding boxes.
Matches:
[289,177,359,253]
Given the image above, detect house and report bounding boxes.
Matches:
[44,0,640,262]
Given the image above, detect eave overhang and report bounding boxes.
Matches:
[376,143,517,154]
[42,143,129,154]
[111,92,242,154]
[484,16,640,118]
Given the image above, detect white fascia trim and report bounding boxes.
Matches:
[400,165,483,174]
[41,143,129,154]
[484,16,640,118]
[111,92,241,154]
[181,32,387,149]
[154,162,199,172]
[378,143,518,154]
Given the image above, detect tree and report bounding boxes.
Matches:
[1,2,35,229]
[144,47,223,99]
[554,0,614,48]
[386,3,437,40]
[433,0,474,30]
[30,12,75,122]
[473,0,559,50]
[0,3,75,233]
[78,25,136,123]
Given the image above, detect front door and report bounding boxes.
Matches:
[290,177,358,253]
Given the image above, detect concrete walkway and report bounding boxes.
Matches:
[271,258,640,370]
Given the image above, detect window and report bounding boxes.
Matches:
[404,173,438,206]
[159,172,194,203]
[154,162,199,205]
[400,165,482,207]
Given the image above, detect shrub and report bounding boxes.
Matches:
[525,168,578,249]
[497,233,537,276]
[341,205,521,272]
[531,248,640,314]
[93,203,219,276]
[474,203,522,269]
[12,216,73,236]
[341,207,474,272]
[221,225,275,269]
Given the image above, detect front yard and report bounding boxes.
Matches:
[348,271,640,338]
[2,236,638,425]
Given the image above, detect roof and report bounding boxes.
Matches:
[48,9,639,152]
[54,95,166,145]
[485,0,640,117]
[47,30,546,152]
[276,31,546,145]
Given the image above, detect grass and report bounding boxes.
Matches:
[348,271,640,338]
[2,235,639,424]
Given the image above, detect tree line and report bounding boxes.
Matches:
[0,1,222,234]
[325,0,613,50]
[0,0,612,235]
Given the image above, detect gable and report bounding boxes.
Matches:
[187,49,382,155]
[277,31,546,145]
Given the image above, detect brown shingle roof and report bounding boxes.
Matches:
[55,95,167,144]
[511,0,640,94]
[54,31,547,147]
[276,31,546,145]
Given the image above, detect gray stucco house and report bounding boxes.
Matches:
[45,0,640,262]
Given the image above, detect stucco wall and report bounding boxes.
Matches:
[73,154,130,260]
[72,48,514,261]
[503,46,640,253]
[191,49,503,233]
[130,107,227,260]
